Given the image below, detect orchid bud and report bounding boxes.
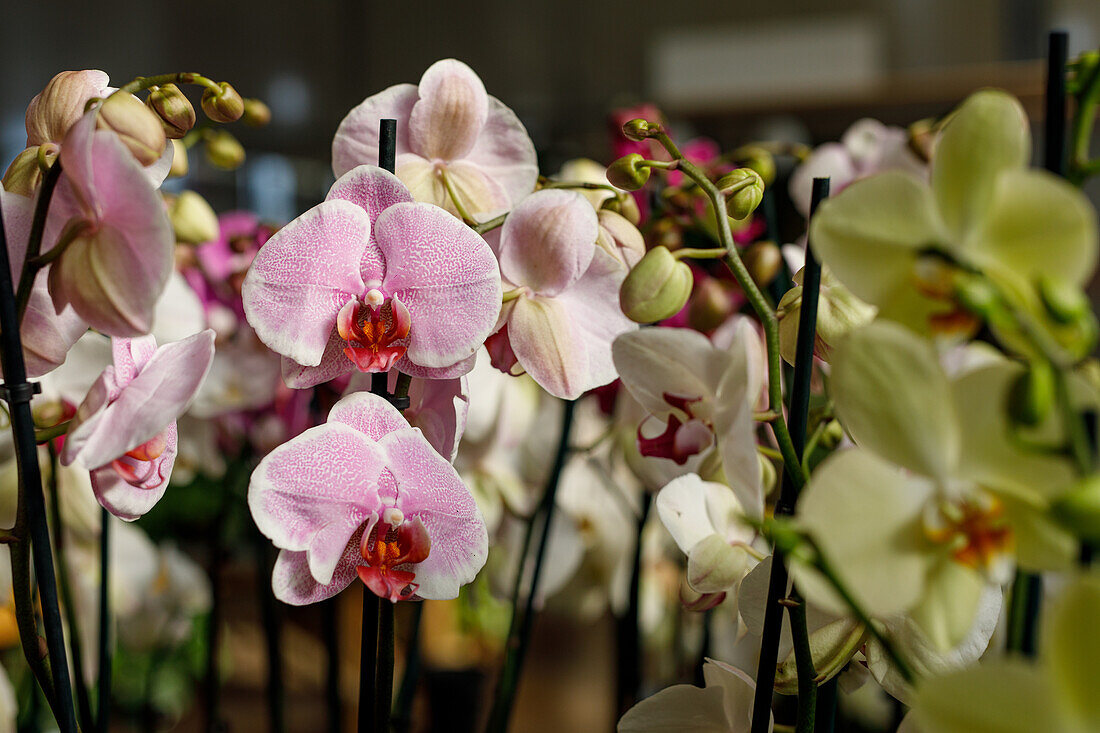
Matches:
[2,147,44,196]
[169,191,220,244]
[716,168,764,220]
[622,118,653,141]
[201,82,245,123]
[732,145,777,186]
[777,267,876,366]
[679,580,726,612]
[25,70,108,146]
[743,241,782,288]
[242,98,272,127]
[619,246,693,323]
[146,83,195,139]
[1007,361,1055,427]
[1052,473,1100,543]
[600,193,641,225]
[688,276,734,332]
[1039,276,1090,325]
[758,452,777,497]
[205,129,245,169]
[687,535,749,593]
[96,93,167,166]
[775,618,866,695]
[606,154,651,191]
[168,139,189,178]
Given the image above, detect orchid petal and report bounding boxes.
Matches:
[613,328,727,420]
[376,201,501,368]
[280,335,352,389]
[243,199,369,367]
[932,90,1029,241]
[911,659,1058,733]
[326,390,409,442]
[1046,574,1100,730]
[89,421,176,521]
[325,164,414,270]
[21,276,86,378]
[508,296,586,400]
[408,59,488,161]
[907,559,987,650]
[271,541,362,606]
[830,321,958,482]
[441,159,513,218]
[25,70,110,146]
[463,96,539,207]
[498,190,597,296]
[656,474,745,555]
[331,84,418,178]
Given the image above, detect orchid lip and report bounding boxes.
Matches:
[337,295,412,373]
[358,510,432,602]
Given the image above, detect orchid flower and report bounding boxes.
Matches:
[243,165,501,388]
[794,321,1078,649]
[612,319,766,518]
[249,391,488,605]
[909,573,1100,733]
[60,331,216,519]
[45,110,175,336]
[809,90,1097,338]
[618,658,771,732]
[332,59,537,219]
[488,189,636,399]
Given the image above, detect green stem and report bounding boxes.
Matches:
[473,213,506,235]
[15,162,62,323]
[34,421,70,444]
[801,420,832,476]
[1069,57,1100,185]
[672,247,728,261]
[539,180,621,194]
[116,72,220,96]
[438,168,476,226]
[787,593,817,733]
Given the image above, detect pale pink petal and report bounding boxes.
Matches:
[377,428,487,599]
[789,143,857,218]
[242,199,369,366]
[2,189,33,276]
[280,334,352,389]
[90,421,176,521]
[59,369,116,466]
[326,390,409,442]
[112,335,157,386]
[507,296,587,399]
[325,165,414,281]
[21,277,86,378]
[248,422,386,553]
[376,202,501,368]
[331,84,418,178]
[141,139,174,188]
[438,160,512,217]
[271,540,363,606]
[25,70,111,146]
[408,59,488,161]
[463,96,539,207]
[400,375,467,462]
[498,189,597,296]
[393,154,448,210]
[64,331,215,470]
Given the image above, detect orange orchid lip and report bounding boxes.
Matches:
[358,509,432,602]
[337,294,412,373]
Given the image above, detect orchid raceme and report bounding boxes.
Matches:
[810,90,1098,338]
[612,320,766,518]
[45,109,175,336]
[60,330,216,519]
[488,188,637,399]
[332,59,538,219]
[243,165,502,388]
[794,321,1078,649]
[249,391,488,604]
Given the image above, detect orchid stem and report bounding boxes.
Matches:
[391,602,424,732]
[788,592,817,733]
[359,591,379,732]
[96,506,111,733]
[616,493,652,717]
[15,161,62,323]
[376,601,395,733]
[473,213,507,235]
[485,399,576,733]
[34,420,70,444]
[116,72,221,96]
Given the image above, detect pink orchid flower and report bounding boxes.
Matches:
[332,59,537,219]
[243,165,502,389]
[0,188,86,378]
[60,331,216,520]
[249,391,488,605]
[45,110,175,337]
[346,371,468,462]
[486,189,636,399]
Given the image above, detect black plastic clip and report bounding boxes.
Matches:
[389,395,411,411]
[0,381,40,404]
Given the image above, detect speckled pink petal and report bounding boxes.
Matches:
[463,97,539,207]
[345,373,468,461]
[280,334,353,389]
[112,335,157,386]
[377,428,487,599]
[248,422,386,555]
[271,537,364,606]
[326,390,409,442]
[376,202,501,368]
[90,421,176,520]
[243,199,369,367]
[408,60,488,162]
[498,189,597,296]
[325,165,413,281]
[331,84,418,178]
[63,330,215,471]
[395,352,477,380]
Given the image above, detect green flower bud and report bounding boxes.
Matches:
[2,147,45,197]
[97,93,167,166]
[169,191,219,244]
[1052,473,1100,543]
[1007,360,1055,427]
[731,145,777,186]
[775,618,866,695]
[1039,276,1090,325]
[146,83,196,139]
[743,241,782,288]
[621,118,653,142]
[201,82,245,123]
[606,154,651,191]
[168,139,189,178]
[953,271,1002,321]
[205,130,245,170]
[619,246,693,323]
[716,168,764,220]
[776,267,876,365]
[758,452,777,498]
[242,98,272,127]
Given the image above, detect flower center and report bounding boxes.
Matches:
[357,507,432,602]
[109,431,169,489]
[637,392,712,465]
[923,493,1013,580]
[337,293,412,373]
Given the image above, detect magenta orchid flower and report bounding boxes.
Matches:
[243,165,502,389]
[487,189,636,399]
[249,391,488,605]
[332,59,537,219]
[0,188,86,378]
[45,110,175,337]
[60,331,215,520]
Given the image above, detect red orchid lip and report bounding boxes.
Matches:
[337,295,412,373]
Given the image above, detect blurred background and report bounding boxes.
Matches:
[2,0,1099,731]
